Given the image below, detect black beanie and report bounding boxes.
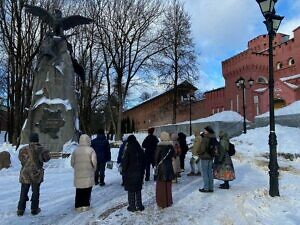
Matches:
[29,133,39,142]
[204,126,214,134]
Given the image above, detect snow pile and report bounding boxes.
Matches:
[33,97,72,110]
[231,124,300,155]
[177,111,244,125]
[256,100,300,118]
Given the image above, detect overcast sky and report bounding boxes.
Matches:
[183,0,300,92]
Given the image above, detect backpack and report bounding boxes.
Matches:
[228,142,236,156]
[207,137,218,157]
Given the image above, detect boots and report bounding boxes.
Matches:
[17,210,24,216]
[135,191,145,211]
[31,208,41,215]
[99,176,105,186]
[219,181,229,189]
[187,172,195,176]
[127,192,136,212]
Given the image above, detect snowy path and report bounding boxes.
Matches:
[0,156,276,225]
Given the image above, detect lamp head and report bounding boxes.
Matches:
[248,78,254,87]
[256,0,277,18]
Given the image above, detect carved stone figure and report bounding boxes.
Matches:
[24,5,93,36]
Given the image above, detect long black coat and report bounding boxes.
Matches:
[155,142,175,182]
[142,134,159,165]
[122,138,145,192]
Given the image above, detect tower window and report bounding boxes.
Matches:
[288,58,295,66]
[276,62,283,70]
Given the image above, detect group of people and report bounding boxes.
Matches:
[117,126,235,211]
[16,125,235,216]
[16,129,112,215]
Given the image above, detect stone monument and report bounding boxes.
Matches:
[20,5,93,152]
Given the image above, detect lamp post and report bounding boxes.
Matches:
[235,77,254,133]
[256,0,284,197]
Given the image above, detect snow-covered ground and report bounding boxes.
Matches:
[0,123,299,225]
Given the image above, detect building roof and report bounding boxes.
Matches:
[280,74,300,82]
[124,80,198,112]
[203,87,225,94]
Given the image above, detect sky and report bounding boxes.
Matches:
[1,104,300,224]
[127,0,300,108]
[182,0,300,92]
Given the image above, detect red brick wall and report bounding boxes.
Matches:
[123,27,300,131]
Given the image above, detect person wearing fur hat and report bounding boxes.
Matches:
[197,126,218,193]
[17,133,51,216]
[155,132,175,208]
[142,127,159,181]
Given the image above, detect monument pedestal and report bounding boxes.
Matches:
[21,35,79,152]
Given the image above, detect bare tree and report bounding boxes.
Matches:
[0,0,63,144]
[157,0,198,124]
[66,1,106,135]
[94,0,165,140]
[140,91,152,101]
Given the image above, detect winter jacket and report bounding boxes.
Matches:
[192,135,202,156]
[71,134,97,188]
[19,143,50,184]
[178,133,188,155]
[213,131,235,181]
[171,133,181,157]
[216,131,230,163]
[155,141,175,182]
[122,135,145,192]
[142,134,159,165]
[91,134,111,163]
[198,133,216,160]
[117,141,126,164]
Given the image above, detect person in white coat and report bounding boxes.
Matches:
[71,134,97,212]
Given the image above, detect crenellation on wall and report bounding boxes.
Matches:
[123,26,300,132]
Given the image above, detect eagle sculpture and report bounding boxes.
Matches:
[24,5,93,36]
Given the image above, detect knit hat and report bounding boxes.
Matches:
[29,133,39,143]
[204,126,214,134]
[160,131,170,141]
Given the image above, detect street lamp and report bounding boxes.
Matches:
[235,77,254,134]
[256,0,284,197]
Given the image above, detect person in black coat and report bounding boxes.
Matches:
[117,135,127,186]
[91,129,111,186]
[178,132,188,171]
[142,127,159,181]
[122,135,146,212]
